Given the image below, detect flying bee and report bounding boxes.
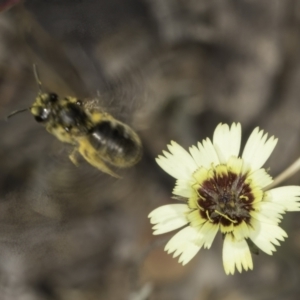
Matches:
[8,65,142,177]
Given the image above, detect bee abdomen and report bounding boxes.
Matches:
[88,121,142,167]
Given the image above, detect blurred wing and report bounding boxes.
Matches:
[11,4,90,98]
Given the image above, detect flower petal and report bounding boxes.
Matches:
[148,204,190,235]
[242,127,277,172]
[200,222,219,249]
[189,138,220,169]
[173,179,196,198]
[165,226,202,265]
[249,220,287,255]
[248,168,273,188]
[227,156,243,174]
[251,202,284,224]
[233,221,251,240]
[187,210,207,227]
[250,210,281,225]
[213,123,241,164]
[265,186,300,211]
[178,244,202,265]
[156,141,197,180]
[223,234,253,275]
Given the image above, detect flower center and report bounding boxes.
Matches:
[196,168,254,227]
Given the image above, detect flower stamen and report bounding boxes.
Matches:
[214,210,237,223]
[206,210,213,222]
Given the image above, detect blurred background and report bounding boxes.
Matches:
[0,0,300,299]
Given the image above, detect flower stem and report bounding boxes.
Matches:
[265,157,300,190]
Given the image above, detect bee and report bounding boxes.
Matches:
[8,66,142,177]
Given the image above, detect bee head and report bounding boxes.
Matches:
[45,93,58,103]
[30,93,58,123]
[38,93,58,105]
[30,106,51,123]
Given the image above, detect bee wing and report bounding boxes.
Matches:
[12,4,90,98]
[81,98,104,113]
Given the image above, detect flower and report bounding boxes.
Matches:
[149,123,300,275]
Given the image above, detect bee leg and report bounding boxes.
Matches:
[91,159,121,178]
[69,148,80,167]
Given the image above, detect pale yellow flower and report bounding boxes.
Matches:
[149,123,300,275]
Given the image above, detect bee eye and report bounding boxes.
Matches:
[34,116,45,123]
[33,107,50,123]
[49,93,58,102]
[76,100,82,106]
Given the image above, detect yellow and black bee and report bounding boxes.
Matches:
[8,66,142,177]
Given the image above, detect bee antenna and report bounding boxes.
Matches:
[33,64,42,93]
[6,108,30,120]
